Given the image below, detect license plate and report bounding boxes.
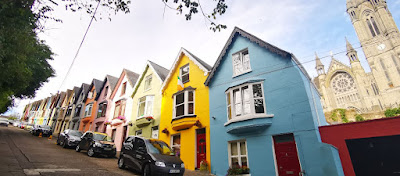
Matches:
[104,148,112,151]
[169,169,180,173]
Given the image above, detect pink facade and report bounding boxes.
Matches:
[92,76,117,133]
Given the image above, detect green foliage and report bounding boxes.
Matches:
[0,0,55,113]
[384,107,400,118]
[227,166,250,175]
[355,114,365,122]
[331,109,348,123]
[330,111,338,121]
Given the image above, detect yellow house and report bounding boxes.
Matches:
[129,60,169,138]
[159,48,211,171]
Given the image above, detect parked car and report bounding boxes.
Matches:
[13,121,21,127]
[75,131,116,158]
[57,129,83,148]
[31,125,52,136]
[0,118,9,127]
[118,136,185,176]
[24,123,34,131]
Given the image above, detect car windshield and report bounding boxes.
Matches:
[93,134,112,142]
[147,140,174,156]
[69,130,82,137]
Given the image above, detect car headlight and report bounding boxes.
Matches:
[94,141,102,147]
[181,163,185,168]
[155,161,166,167]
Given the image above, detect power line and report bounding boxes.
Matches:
[58,0,102,91]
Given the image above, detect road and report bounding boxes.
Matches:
[0,126,140,176]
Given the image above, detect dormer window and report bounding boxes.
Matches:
[180,64,190,83]
[232,49,251,77]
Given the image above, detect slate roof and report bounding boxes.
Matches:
[124,69,140,87]
[148,60,169,81]
[96,75,119,101]
[184,49,212,71]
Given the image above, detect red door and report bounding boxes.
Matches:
[273,134,302,176]
[196,129,207,168]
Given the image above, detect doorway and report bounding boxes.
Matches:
[273,133,301,176]
[196,128,206,169]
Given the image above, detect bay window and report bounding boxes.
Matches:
[114,100,126,118]
[226,82,266,120]
[137,95,154,118]
[173,90,194,118]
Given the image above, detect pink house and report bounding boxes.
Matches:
[91,75,119,133]
[106,69,139,155]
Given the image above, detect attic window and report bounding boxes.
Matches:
[121,82,127,96]
[180,64,190,83]
[144,74,152,91]
[232,49,251,77]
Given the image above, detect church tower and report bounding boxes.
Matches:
[346,0,400,90]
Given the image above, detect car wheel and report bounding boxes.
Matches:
[143,164,151,176]
[62,140,67,148]
[118,157,125,169]
[87,147,95,157]
[75,145,81,152]
[56,138,60,145]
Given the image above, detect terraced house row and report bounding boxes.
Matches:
[21,27,344,176]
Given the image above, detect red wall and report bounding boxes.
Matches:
[319,116,400,176]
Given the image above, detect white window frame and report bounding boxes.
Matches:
[171,134,181,156]
[137,95,154,119]
[232,48,251,77]
[228,140,249,168]
[84,104,93,117]
[180,64,190,83]
[144,74,152,91]
[225,82,267,124]
[173,90,195,119]
[151,126,159,139]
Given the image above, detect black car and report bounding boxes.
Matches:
[31,125,52,136]
[118,136,185,176]
[57,129,83,148]
[75,131,116,158]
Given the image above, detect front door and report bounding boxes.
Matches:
[196,128,206,168]
[273,134,301,176]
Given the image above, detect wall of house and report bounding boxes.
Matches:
[208,35,343,176]
[129,66,163,138]
[319,116,400,176]
[80,86,97,132]
[93,80,112,133]
[159,55,210,171]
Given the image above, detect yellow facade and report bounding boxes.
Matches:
[159,50,211,171]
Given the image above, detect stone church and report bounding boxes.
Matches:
[314,0,400,119]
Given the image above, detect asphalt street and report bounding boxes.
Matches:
[0,126,140,176]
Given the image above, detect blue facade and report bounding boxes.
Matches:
[206,28,343,176]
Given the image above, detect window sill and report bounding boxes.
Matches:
[136,115,154,120]
[172,114,197,122]
[224,114,274,126]
[232,70,252,78]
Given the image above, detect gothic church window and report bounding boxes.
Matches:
[379,59,391,83]
[366,17,380,37]
[391,55,400,75]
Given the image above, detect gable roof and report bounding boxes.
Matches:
[131,60,170,97]
[95,75,119,101]
[75,83,90,104]
[327,57,351,74]
[205,27,291,85]
[110,69,140,100]
[161,47,212,92]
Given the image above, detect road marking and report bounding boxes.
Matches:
[24,168,81,175]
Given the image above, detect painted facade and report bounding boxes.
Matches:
[205,27,344,176]
[129,61,169,139]
[106,69,139,154]
[49,92,65,130]
[63,87,80,130]
[70,83,90,131]
[79,79,103,132]
[92,75,118,133]
[54,89,73,135]
[159,48,212,171]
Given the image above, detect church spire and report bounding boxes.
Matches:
[345,37,359,63]
[315,52,325,75]
[346,37,354,52]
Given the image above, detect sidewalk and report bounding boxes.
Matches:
[184,169,214,176]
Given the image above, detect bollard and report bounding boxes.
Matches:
[48,135,52,140]
[38,132,42,138]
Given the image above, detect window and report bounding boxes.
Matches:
[367,17,380,37]
[144,74,152,91]
[66,106,73,116]
[121,82,127,96]
[180,64,190,83]
[151,126,159,139]
[87,90,94,99]
[114,100,126,118]
[380,59,391,83]
[232,49,251,76]
[112,129,116,141]
[171,134,181,156]
[74,105,81,117]
[137,96,154,118]
[84,104,93,117]
[391,55,400,75]
[136,138,146,152]
[229,140,248,168]
[104,86,109,97]
[135,130,142,137]
[97,103,107,118]
[226,82,266,120]
[174,91,194,118]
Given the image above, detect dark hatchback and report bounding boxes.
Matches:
[75,131,116,158]
[57,129,83,148]
[118,136,185,176]
[31,125,52,136]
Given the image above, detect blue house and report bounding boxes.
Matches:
[205,27,343,176]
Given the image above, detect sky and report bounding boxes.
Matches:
[4,0,400,116]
